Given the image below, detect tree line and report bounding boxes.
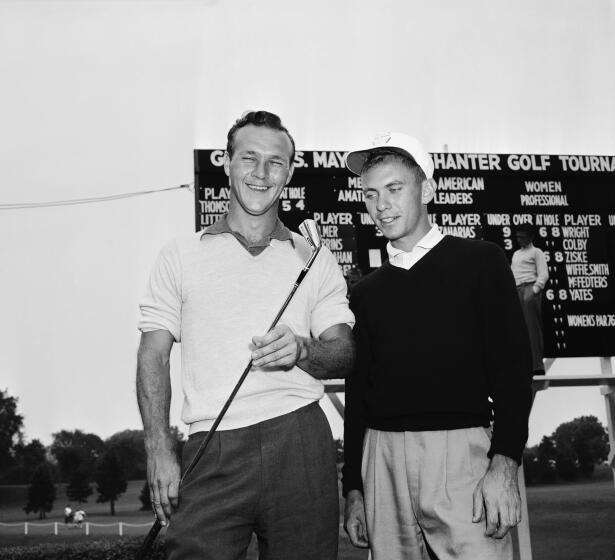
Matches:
[1,390,610,518]
[0,389,184,519]
[523,415,609,484]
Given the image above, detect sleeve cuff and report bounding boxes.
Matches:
[341,469,364,497]
[488,442,524,466]
[137,320,180,342]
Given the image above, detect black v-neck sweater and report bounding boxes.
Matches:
[342,236,533,496]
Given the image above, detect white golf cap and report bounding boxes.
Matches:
[345,132,434,179]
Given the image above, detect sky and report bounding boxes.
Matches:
[1,0,614,449]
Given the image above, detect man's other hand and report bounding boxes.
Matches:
[344,490,369,548]
[147,443,181,527]
[472,454,521,539]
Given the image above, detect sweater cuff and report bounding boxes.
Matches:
[487,441,524,466]
[341,465,364,497]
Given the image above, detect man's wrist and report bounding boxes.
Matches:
[295,336,309,365]
[144,432,176,454]
[489,453,519,471]
[346,489,364,502]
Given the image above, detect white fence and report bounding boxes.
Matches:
[0,521,153,536]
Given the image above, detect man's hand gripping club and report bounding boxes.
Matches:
[252,324,307,369]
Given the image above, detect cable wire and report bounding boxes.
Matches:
[0,183,193,210]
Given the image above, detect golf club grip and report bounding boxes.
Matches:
[135,245,321,559]
[136,520,162,559]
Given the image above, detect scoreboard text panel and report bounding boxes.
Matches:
[195,150,615,358]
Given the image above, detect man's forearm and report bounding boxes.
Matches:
[136,346,175,452]
[296,329,354,379]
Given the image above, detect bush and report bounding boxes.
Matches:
[0,537,166,560]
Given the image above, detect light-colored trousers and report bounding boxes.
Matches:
[361,428,512,560]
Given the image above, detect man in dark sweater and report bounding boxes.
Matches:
[342,132,533,560]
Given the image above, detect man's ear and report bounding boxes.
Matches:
[421,178,436,204]
[223,151,231,179]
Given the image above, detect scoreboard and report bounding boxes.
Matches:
[194,149,615,358]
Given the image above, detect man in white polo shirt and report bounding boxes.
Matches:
[137,110,354,559]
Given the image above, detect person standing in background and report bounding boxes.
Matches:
[64,504,72,524]
[511,224,549,375]
[73,509,86,527]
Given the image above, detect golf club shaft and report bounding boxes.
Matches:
[136,245,321,559]
[180,244,321,483]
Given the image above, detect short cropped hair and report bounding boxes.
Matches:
[226,110,296,163]
[516,224,535,238]
[360,148,427,183]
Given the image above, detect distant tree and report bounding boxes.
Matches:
[139,480,151,511]
[554,444,579,481]
[534,436,557,483]
[0,389,24,473]
[17,438,47,465]
[571,415,608,477]
[553,416,608,479]
[95,449,127,515]
[67,465,93,503]
[3,439,48,483]
[105,430,147,480]
[24,463,56,519]
[522,447,538,485]
[50,430,105,482]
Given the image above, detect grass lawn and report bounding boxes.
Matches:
[522,474,615,560]
[2,473,614,559]
[0,480,156,547]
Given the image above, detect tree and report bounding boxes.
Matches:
[95,449,127,515]
[24,463,56,520]
[3,439,48,484]
[568,415,608,477]
[554,442,579,481]
[522,447,538,485]
[552,416,608,480]
[534,436,557,483]
[0,389,24,474]
[67,465,93,504]
[105,429,146,480]
[50,430,105,482]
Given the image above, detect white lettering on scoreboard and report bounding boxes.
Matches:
[313,212,353,225]
[197,149,615,357]
[567,314,615,327]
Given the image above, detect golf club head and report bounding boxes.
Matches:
[298,219,322,250]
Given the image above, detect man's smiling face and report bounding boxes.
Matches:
[224,124,294,217]
[361,159,427,251]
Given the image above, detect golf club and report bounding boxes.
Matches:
[135,219,322,559]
